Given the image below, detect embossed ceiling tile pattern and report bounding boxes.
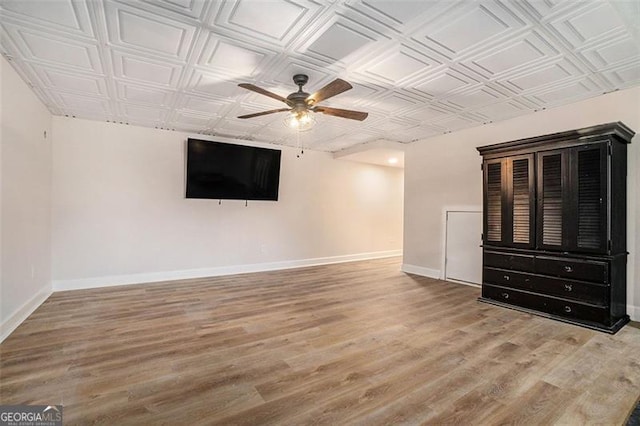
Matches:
[0,0,95,38]
[602,61,640,89]
[212,0,324,48]
[403,103,461,124]
[374,117,419,133]
[524,76,604,107]
[609,0,640,32]
[111,50,182,87]
[546,1,628,49]
[185,68,246,98]
[345,0,436,31]
[121,103,170,122]
[214,117,263,136]
[253,123,290,142]
[362,92,422,114]
[104,1,197,60]
[471,98,532,122]
[116,81,174,106]
[1,0,639,152]
[413,123,447,139]
[516,0,566,20]
[355,43,442,85]
[497,58,584,93]
[56,92,114,116]
[334,129,383,145]
[390,129,426,143]
[271,59,332,88]
[2,20,103,73]
[196,33,278,77]
[409,68,479,99]
[411,1,528,60]
[176,93,233,116]
[139,0,211,21]
[445,84,507,110]
[295,13,388,66]
[579,36,640,70]
[33,65,109,97]
[430,113,482,133]
[167,110,216,132]
[304,121,350,141]
[461,30,561,79]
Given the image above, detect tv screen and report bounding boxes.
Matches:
[186,138,281,201]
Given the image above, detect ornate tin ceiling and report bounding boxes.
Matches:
[1,0,638,152]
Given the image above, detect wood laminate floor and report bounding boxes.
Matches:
[1,257,640,425]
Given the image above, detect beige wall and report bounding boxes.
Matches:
[403,86,640,320]
[0,56,53,340]
[51,117,404,289]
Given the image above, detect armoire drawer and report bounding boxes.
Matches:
[482,284,609,325]
[535,256,608,283]
[484,251,534,272]
[483,267,608,305]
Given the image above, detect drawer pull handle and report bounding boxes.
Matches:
[564,284,573,292]
[503,275,510,281]
[564,306,572,313]
[501,292,509,300]
[564,265,573,273]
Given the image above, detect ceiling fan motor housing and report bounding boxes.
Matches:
[293,74,309,87]
[287,91,309,105]
[288,74,311,107]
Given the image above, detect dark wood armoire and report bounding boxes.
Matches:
[477,122,634,333]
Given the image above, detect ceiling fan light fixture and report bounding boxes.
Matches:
[284,110,315,131]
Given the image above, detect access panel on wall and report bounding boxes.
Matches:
[477,122,634,333]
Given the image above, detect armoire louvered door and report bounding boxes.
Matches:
[478,122,633,334]
[483,155,534,248]
[537,149,569,250]
[573,143,608,253]
[510,155,535,247]
[484,159,503,244]
[536,144,608,253]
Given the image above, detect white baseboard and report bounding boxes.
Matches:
[628,304,640,322]
[401,263,440,279]
[1,283,52,343]
[53,250,403,291]
[444,278,481,288]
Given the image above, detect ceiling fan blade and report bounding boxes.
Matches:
[238,83,290,105]
[314,106,368,121]
[237,108,290,119]
[306,79,352,104]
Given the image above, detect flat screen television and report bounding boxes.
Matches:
[186,138,281,201]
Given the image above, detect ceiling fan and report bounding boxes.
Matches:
[237,74,368,130]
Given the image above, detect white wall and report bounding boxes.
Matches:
[51,117,404,289]
[0,56,53,340]
[403,86,640,320]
